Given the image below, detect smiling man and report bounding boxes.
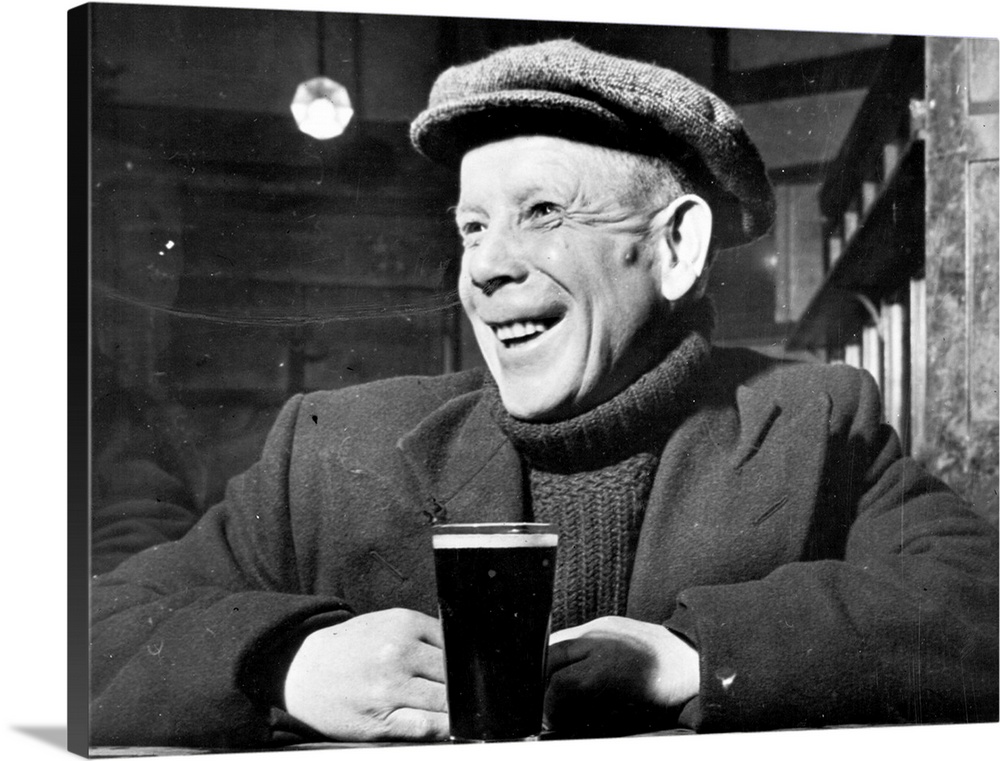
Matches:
[454,135,709,422]
[90,40,998,748]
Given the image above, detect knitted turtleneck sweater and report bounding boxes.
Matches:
[485,300,714,631]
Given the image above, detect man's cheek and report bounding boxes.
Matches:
[457,277,476,315]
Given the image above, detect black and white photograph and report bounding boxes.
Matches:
[49,0,1000,757]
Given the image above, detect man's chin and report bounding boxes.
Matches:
[486,353,583,421]
[495,383,573,423]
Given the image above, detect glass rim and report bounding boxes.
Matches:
[431,522,555,534]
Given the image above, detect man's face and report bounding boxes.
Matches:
[456,135,668,421]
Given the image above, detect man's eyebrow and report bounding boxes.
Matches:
[513,181,562,201]
[451,202,484,218]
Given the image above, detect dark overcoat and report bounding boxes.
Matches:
[90,348,999,747]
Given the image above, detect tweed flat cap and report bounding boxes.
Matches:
[410,39,775,249]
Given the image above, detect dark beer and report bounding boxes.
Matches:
[432,524,558,742]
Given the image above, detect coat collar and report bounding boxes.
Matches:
[395,352,832,529]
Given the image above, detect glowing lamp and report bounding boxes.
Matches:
[291,76,354,140]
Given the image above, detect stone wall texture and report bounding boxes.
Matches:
[922,37,999,524]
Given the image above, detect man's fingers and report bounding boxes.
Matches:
[548,621,598,673]
[548,622,590,646]
[547,658,587,694]
[284,609,452,741]
[383,706,450,741]
[367,608,443,648]
[406,639,446,683]
[418,622,444,649]
[547,634,592,673]
[397,674,449,714]
[405,610,444,648]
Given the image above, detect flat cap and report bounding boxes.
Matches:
[410,39,774,250]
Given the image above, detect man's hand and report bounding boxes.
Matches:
[544,616,700,735]
[283,608,449,742]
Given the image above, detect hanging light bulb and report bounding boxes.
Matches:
[291,76,354,140]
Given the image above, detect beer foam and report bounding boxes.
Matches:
[432,533,558,549]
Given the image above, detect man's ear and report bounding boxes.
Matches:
[651,194,713,302]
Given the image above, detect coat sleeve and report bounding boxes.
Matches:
[666,369,999,731]
[89,394,354,748]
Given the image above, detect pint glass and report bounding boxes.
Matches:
[432,522,558,742]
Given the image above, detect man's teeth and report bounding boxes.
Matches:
[495,321,549,343]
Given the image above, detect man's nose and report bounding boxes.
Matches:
[466,228,529,295]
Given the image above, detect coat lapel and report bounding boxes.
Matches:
[729,386,830,540]
[397,390,525,525]
[628,381,832,622]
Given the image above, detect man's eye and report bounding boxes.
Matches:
[460,221,485,236]
[528,202,560,218]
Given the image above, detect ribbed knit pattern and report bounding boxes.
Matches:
[487,300,714,630]
[529,453,658,629]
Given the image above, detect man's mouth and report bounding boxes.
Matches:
[492,317,561,348]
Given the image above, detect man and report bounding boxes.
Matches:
[90,40,999,748]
